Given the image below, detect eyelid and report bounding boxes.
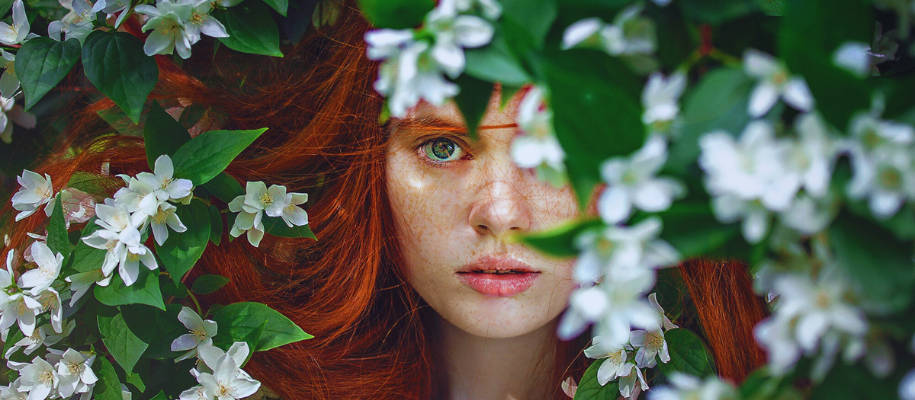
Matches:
[415,134,474,166]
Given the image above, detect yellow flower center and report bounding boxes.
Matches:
[259,192,273,206]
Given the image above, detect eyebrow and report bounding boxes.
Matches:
[394,115,519,134]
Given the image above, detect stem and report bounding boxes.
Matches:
[187,289,203,317]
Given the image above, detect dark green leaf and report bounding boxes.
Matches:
[679,0,757,24]
[810,362,900,400]
[754,0,785,15]
[453,75,494,137]
[829,213,915,314]
[573,359,621,400]
[500,0,557,48]
[356,0,434,29]
[142,304,186,360]
[518,218,602,258]
[263,215,317,239]
[203,172,244,203]
[655,203,743,259]
[81,31,159,124]
[541,49,643,208]
[208,204,224,245]
[97,107,146,137]
[213,3,284,57]
[98,306,151,373]
[69,220,106,274]
[16,37,81,110]
[192,274,230,295]
[240,320,267,366]
[93,357,123,400]
[212,302,312,351]
[47,195,69,265]
[0,0,13,17]
[658,328,715,378]
[156,200,211,284]
[125,359,148,392]
[262,0,288,16]
[149,391,167,400]
[94,268,166,310]
[144,101,190,169]
[160,278,189,299]
[171,128,267,186]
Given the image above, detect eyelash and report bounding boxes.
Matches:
[415,135,473,167]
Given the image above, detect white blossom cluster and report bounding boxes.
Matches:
[365,0,501,117]
[227,181,309,247]
[509,86,566,186]
[172,308,261,400]
[135,0,241,59]
[3,348,99,400]
[562,5,656,58]
[580,293,678,399]
[0,0,37,144]
[648,374,737,400]
[845,111,915,219]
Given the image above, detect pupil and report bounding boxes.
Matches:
[431,140,455,160]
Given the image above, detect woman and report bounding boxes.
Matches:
[2,2,768,399]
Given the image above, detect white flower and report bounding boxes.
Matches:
[846,114,915,218]
[558,286,610,340]
[561,377,577,399]
[592,278,663,347]
[56,349,97,398]
[902,368,915,400]
[241,181,284,214]
[275,191,309,228]
[642,72,686,133]
[583,336,630,386]
[11,171,54,222]
[573,218,679,285]
[1,379,28,400]
[91,0,131,28]
[18,356,58,400]
[65,269,110,306]
[425,0,494,77]
[171,307,217,362]
[833,41,872,77]
[0,50,19,99]
[629,329,669,368]
[0,96,36,143]
[136,0,194,59]
[137,155,194,204]
[149,202,188,245]
[598,136,685,224]
[649,373,737,400]
[617,363,649,399]
[36,288,63,334]
[183,0,228,44]
[228,197,265,247]
[179,385,210,400]
[510,86,566,181]
[19,242,63,297]
[48,0,94,43]
[5,322,73,359]
[0,0,30,45]
[561,18,603,50]
[649,292,678,331]
[192,343,261,400]
[744,49,814,117]
[82,202,157,286]
[0,291,42,340]
[562,6,656,56]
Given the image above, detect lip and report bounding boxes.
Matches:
[456,256,540,297]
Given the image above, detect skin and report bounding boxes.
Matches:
[385,91,580,399]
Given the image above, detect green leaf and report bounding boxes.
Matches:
[240,320,267,366]
[142,304,186,360]
[156,199,211,284]
[212,302,312,351]
[464,28,532,86]
[541,49,643,208]
[149,391,167,400]
[356,0,434,29]
[192,274,230,295]
[203,172,244,203]
[678,0,757,24]
[15,37,82,110]
[214,3,284,57]
[829,213,915,314]
[262,0,288,16]
[93,357,124,400]
[69,220,106,274]
[263,215,317,239]
[208,204,224,245]
[171,128,267,186]
[94,268,166,310]
[98,306,152,373]
[81,31,159,124]
[754,0,785,15]
[160,279,189,299]
[47,195,69,265]
[97,107,146,137]
[655,203,744,259]
[144,101,191,169]
[658,328,715,378]
[67,172,118,198]
[518,218,602,258]
[453,74,494,137]
[500,0,557,48]
[573,359,621,400]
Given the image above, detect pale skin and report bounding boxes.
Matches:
[385,91,580,400]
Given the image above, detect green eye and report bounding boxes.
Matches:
[422,138,463,162]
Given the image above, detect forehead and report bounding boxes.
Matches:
[402,86,525,130]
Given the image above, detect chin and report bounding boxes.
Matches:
[436,293,565,339]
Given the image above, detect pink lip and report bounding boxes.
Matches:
[456,256,540,297]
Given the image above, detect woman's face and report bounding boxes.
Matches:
[385,92,579,339]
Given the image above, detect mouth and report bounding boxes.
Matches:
[456,257,540,297]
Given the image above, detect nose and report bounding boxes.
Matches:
[468,166,533,238]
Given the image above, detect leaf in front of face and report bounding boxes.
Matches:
[464,27,532,87]
[213,2,284,58]
[453,74,494,138]
[171,128,267,186]
[573,359,621,400]
[156,199,211,284]
[16,37,81,110]
[212,302,313,352]
[144,101,191,169]
[518,218,602,258]
[92,357,124,400]
[541,49,644,209]
[97,305,152,374]
[81,31,159,124]
[94,268,166,310]
[500,0,557,49]
[357,0,434,29]
[658,328,715,378]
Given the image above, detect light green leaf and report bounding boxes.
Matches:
[69,220,106,274]
[46,195,69,265]
[92,357,123,400]
[212,302,313,351]
[518,219,602,258]
[144,101,190,169]
[94,268,166,310]
[97,306,152,373]
[192,274,230,295]
[573,359,621,400]
[356,0,434,29]
[15,37,81,110]
[658,328,715,378]
[171,128,267,186]
[213,3,284,57]
[464,28,531,86]
[81,31,159,124]
[156,200,211,284]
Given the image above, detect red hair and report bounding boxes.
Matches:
[1,3,767,398]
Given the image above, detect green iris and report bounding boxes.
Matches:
[423,138,462,162]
